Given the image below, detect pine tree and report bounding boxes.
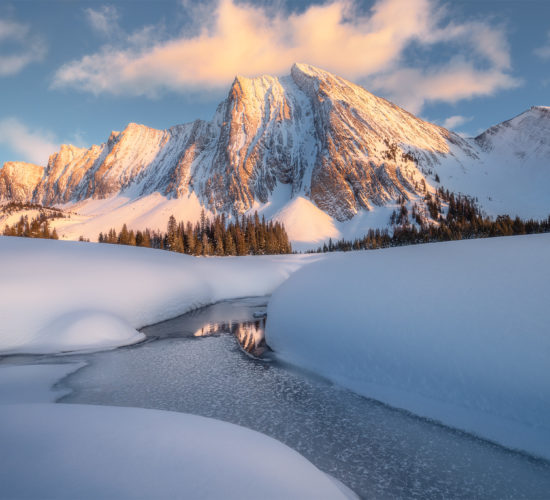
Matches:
[201,233,211,256]
[224,231,236,255]
[166,215,178,251]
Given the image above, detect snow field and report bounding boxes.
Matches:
[266,234,550,460]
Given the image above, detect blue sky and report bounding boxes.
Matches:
[0,0,549,166]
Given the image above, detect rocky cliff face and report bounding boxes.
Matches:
[0,162,45,203]
[0,64,545,223]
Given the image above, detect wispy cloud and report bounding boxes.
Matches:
[85,5,121,39]
[0,18,46,77]
[369,17,521,113]
[534,31,550,60]
[441,115,473,130]
[0,118,59,165]
[52,0,519,113]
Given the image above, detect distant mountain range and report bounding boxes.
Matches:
[1,63,548,248]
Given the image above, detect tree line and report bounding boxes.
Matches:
[98,210,292,256]
[311,188,550,253]
[3,213,60,239]
[0,202,64,217]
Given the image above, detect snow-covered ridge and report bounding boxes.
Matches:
[0,63,548,242]
[475,105,550,154]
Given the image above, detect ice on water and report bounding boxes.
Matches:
[63,299,550,499]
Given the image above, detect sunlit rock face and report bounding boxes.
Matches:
[0,162,44,202]
[289,64,470,220]
[197,72,318,214]
[0,63,491,220]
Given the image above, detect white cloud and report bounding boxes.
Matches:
[0,118,59,165]
[52,0,519,113]
[369,17,521,113]
[534,31,550,60]
[441,115,472,130]
[0,19,46,77]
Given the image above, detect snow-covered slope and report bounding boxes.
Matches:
[266,234,550,460]
[0,64,548,247]
[0,236,314,354]
[476,106,550,157]
[0,404,352,499]
[437,106,550,219]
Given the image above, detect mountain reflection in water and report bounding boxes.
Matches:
[139,297,269,358]
[193,319,267,357]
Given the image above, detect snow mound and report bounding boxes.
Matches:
[0,237,314,354]
[33,311,144,354]
[273,196,339,249]
[266,234,550,460]
[0,404,353,499]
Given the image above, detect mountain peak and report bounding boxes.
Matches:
[290,62,340,80]
[530,105,550,116]
[229,72,280,102]
[291,62,322,76]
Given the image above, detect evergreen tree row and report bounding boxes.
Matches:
[311,189,550,253]
[98,210,292,256]
[3,213,59,239]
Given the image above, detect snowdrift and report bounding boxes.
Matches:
[0,237,313,354]
[266,234,550,460]
[0,404,352,499]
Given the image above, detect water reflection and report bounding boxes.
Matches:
[193,318,268,358]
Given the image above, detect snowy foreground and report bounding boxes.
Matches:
[266,234,550,460]
[0,404,352,499]
[1,233,549,494]
[0,237,354,499]
[0,236,313,354]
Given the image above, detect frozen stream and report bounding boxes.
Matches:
[58,298,549,499]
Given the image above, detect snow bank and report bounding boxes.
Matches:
[266,234,550,460]
[0,404,352,499]
[35,311,144,353]
[0,237,314,354]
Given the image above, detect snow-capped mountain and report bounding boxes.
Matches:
[0,64,548,247]
[435,106,550,220]
[476,106,550,156]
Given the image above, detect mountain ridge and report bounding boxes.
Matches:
[0,63,548,246]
